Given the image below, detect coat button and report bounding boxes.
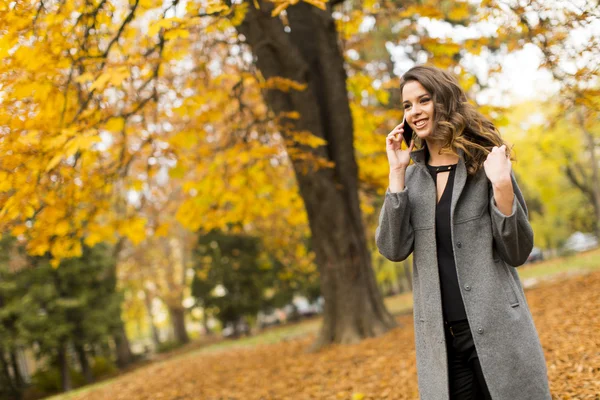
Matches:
[457,242,462,248]
[464,284,471,291]
[477,327,484,334]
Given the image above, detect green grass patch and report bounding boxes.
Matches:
[45,379,114,400]
[518,248,600,281]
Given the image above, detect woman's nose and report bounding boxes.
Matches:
[410,104,422,116]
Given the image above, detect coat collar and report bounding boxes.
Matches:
[410,145,468,221]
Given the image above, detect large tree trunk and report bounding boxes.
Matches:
[237,1,396,350]
[75,344,94,384]
[168,306,190,344]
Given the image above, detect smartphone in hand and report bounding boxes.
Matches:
[402,115,413,147]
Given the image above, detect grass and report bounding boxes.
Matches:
[517,247,600,281]
[47,248,600,400]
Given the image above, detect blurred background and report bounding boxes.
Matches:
[0,0,598,399]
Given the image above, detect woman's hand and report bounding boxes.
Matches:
[483,145,512,186]
[484,145,515,215]
[386,122,414,172]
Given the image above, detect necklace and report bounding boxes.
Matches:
[427,164,457,173]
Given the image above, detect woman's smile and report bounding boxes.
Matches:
[414,118,429,129]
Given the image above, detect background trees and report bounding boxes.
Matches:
[0,240,124,396]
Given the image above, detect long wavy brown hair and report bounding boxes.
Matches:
[400,65,510,175]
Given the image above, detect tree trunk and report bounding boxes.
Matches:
[57,341,72,392]
[168,306,190,344]
[579,112,600,238]
[143,290,161,347]
[109,241,133,367]
[9,349,24,390]
[75,344,94,384]
[237,1,396,350]
[202,308,213,336]
[0,349,21,400]
[113,322,133,368]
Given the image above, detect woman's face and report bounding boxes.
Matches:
[402,80,435,140]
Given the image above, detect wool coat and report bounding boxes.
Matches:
[375,147,551,400]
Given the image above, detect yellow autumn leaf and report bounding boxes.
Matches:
[448,3,470,21]
[74,72,94,84]
[169,130,199,149]
[263,76,307,92]
[164,29,190,41]
[271,1,289,17]
[230,3,249,26]
[55,220,70,236]
[148,17,183,36]
[130,180,144,191]
[11,225,27,236]
[399,5,444,19]
[291,131,327,148]
[279,111,301,120]
[206,1,230,14]
[154,223,169,237]
[118,216,147,245]
[46,153,64,172]
[105,117,125,132]
[84,223,116,247]
[89,72,112,91]
[109,67,130,86]
[303,0,327,11]
[375,89,390,105]
[169,163,186,179]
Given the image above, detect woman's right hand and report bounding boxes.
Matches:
[386,122,414,172]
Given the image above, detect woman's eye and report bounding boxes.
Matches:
[421,98,430,103]
[403,104,411,110]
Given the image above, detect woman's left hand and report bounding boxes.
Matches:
[483,145,512,186]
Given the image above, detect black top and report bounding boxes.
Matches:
[426,163,468,323]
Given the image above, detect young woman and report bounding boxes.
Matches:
[375,65,551,400]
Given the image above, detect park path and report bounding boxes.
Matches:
[71,270,600,400]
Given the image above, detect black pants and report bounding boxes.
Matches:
[444,319,493,400]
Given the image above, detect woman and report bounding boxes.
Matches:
[375,65,551,400]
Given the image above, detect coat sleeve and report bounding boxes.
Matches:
[375,187,415,262]
[489,171,534,267]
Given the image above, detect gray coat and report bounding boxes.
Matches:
[375,148,551,399]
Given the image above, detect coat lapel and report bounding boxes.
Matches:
[451,150,467,224]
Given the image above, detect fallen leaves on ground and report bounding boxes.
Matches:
[72,270,600,400]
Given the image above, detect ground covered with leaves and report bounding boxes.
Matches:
[70,270,599,400]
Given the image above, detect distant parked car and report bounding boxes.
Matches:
[526,247,544,264]
[282,296,323,322]
[257,309,285,329]
[222,319,250,339]
[563,232,598,253]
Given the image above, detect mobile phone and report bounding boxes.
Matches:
[402,115,413,147]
